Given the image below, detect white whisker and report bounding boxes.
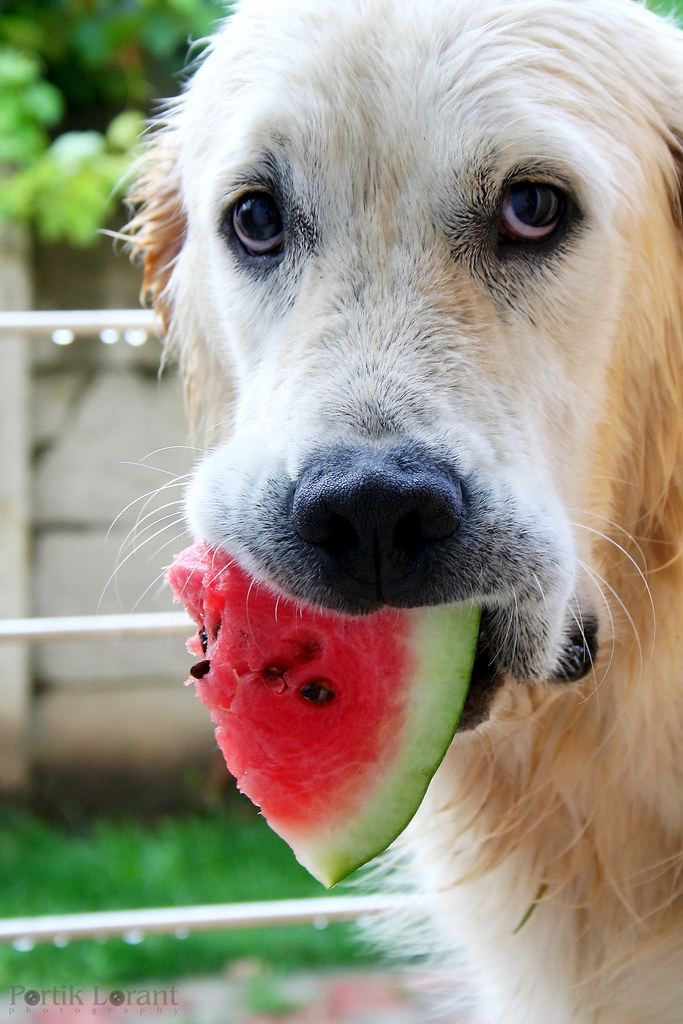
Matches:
[117,499,188,560]
[568,508,648,574]
[573,560,617,698]
[571,519,656,658]
[100,515,189,612]
[103,448,197,612]
[128,529,194,611]
[119,510,188,566]
[106,476,189,540]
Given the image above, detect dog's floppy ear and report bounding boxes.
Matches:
[668,131,683,226]
[127,120,228,439]
[644,14,683,226]
[128,128,185,332]
[609,10,683,567]
[648,19,683,543]
[577,5,683,582]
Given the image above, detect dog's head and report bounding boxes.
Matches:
[130,0,683,705]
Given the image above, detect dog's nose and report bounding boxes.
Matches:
[291,445,463,608]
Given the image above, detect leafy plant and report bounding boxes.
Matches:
[0,101,143,245]
[0,0,227,245]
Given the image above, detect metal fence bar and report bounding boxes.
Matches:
[0,311,403,957]
[0,310,156,337]
[0,312,179,644]
[0,895,402,946]
[0,613,193,644]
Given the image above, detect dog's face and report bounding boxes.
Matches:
[135,0,683,700]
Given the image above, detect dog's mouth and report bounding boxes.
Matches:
[190,438,600,731]
[458,609,599,731]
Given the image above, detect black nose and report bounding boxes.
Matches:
[291,445,463,608]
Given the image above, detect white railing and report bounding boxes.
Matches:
[0,612,192,644]
[0,309,179,647]
[0,309,155,332]
[0,308,156,343]
[0,311,401,952]
[0,895,402,948]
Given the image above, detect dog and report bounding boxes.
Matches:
[129,0,683,1020]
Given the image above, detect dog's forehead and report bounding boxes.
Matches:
[194,1,658,128]
[179,0,669,203]
[170,0,683,253]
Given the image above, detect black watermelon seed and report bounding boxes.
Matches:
[300,681,335,705]
[190,660,211,679]
[199,628,208,654]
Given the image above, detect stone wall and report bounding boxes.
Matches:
[0,226,32,793]
[2,235,218,806]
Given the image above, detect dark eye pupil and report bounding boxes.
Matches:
[234,194,282,243]
[510,185,560,227]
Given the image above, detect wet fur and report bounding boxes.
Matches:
[130,1,683,1020]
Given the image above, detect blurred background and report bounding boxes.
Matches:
[0,1,681,1020]
[0,2,376,1018]
[0,0,227,810]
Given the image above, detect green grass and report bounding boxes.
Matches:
[0,802,369,989]
[650,0,683,16]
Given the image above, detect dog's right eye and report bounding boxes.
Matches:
[230,191,284,256]
[499,183,566,243]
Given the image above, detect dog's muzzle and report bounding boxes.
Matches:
[190,437,597,706]
[284,441,597,707]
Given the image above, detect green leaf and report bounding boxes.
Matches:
[0,48,40,88]
[49,130,106,169]
[21,80,63,127]
[106,109,145,153]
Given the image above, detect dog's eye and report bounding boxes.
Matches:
[231,191,284,255]
[499,183,565,242]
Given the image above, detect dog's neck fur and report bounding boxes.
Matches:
[408,554,683,1023]
[403,222,683,1023]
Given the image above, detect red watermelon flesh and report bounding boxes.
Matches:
[167,541,480,887]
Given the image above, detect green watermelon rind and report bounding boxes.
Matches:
[268,601,481,888]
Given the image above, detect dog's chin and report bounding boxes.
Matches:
[457,607,599,732]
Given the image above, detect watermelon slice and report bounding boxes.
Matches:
[167,541,480,887]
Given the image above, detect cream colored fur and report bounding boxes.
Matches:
[130,1,683,1020]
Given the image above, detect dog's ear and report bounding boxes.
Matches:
[643,14,683,226]
[128,128,185,332]
[127,122,228,440]
[648,20,683,542]
[625,72,683,574]
[593,7,683,574]
[667,132,683,226]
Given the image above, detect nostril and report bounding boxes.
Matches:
[392,509,425,554]
[392,486,461,555]
[325,513,360,555]
[291,493,361,555]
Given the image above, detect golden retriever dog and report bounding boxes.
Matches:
[130,0,683,1019]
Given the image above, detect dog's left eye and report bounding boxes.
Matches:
[231,191,284,256]
[499,183,565,242]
